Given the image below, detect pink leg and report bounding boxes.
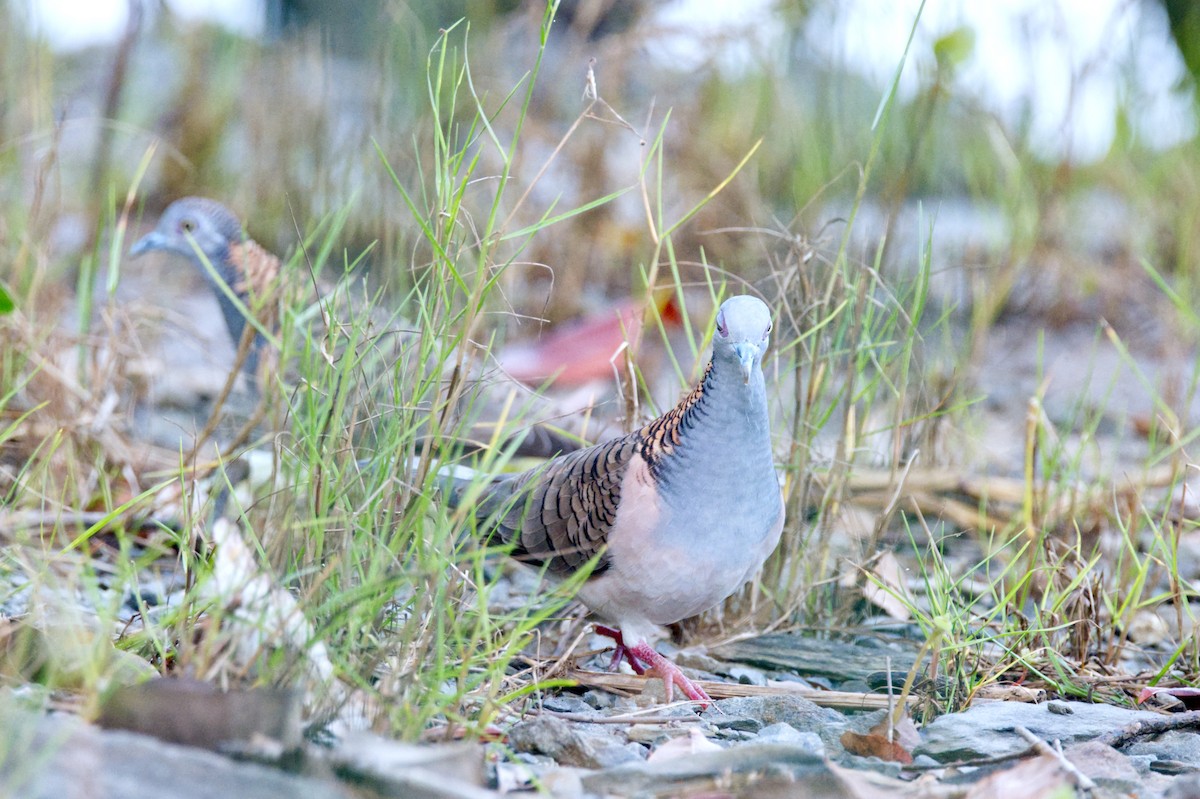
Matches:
[593,625,711,707]
[594,625,645,674]
[628,642,712,707]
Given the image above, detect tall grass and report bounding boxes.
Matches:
[4,0,1200,751]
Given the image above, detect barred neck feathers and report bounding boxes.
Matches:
[637,356,770,488]
[636,361,714,465]
[226,238,279,300]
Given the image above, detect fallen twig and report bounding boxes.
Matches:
[567,668,917,711]
[1096,710,1200,749]
[1013,725,1097,791]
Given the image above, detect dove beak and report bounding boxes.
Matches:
[735,342,757,384]
[129,231,165,258]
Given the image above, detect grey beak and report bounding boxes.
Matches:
[735,343,756,384]
[129,231,165,258]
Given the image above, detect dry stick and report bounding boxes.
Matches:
[84,0,141,255]
[885,658,896,743]
[862,449,918,576]
[541,710,705,725]
[500,94,592,225]
[1096,710,1200,749]
[1013,726,1097,791]
[188,322,258,463]
[567,669,915,711]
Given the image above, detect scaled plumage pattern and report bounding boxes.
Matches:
[459,295,784,705]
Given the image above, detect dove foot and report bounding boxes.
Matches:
[628,642,712,707]
[594,625,711,707]
[595,625,646,674]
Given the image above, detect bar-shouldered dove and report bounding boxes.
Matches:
[457,295,784,705]
[130,197,579,460]
[131,197,278,378]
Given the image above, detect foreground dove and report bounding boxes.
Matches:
[461,295,784,705]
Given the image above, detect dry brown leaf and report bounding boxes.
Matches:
[840,730,914,764]
[841,708,920,765]
[872,712,920,751]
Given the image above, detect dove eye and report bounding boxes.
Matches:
[716,314,729,337]
[181,219,196,233]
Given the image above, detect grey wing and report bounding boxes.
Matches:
[477,435,638,577]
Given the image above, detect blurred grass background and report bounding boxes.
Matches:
[6,0,1197,313]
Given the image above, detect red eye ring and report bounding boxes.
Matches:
[716,313,729,337]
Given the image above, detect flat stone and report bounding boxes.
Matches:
[507,716,641,769]
[582,743,841,798]
[1063,741,1142,795]
[625,723,692,746]
[712,634,919,681]
[703,694,847,753]
[710,715,763,733]
[728,665,769,686]
[539,695,597,715]
[1128,730,1200,768]
[917,700,1163,760]
[756,722,825,756]
[331,733,491,798]
[0,707,351,799]
[98,677,302,752]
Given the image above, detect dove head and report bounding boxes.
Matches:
[712,295,773,384]
[130,197,244,281]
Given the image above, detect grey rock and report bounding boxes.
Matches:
[728,665,768,686]
[1063,741,1142,795]
[710,715,763,733]
[507,716,640,769]
[704,694,847,753]
[1128,730,1200,768]
[98,678,302,752]
[838,679,871,694]
[539,694,597,715]
[1167,772,1200,799]
[674,650,724,673]
[331,733,491,798]
[767,672,819,689]
[917,700,1162,760]
[704,695,844,729]
[581,689,623,710]
[755,722,825,756]
[1128,754,1157,775]
[713,634,920,682]
[0,707,351,799]
[625,723,691,746]
[582,743,836,798]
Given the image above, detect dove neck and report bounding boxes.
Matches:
[200,244,253,361]
[641,355,771,487]
[698,357,770,429]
